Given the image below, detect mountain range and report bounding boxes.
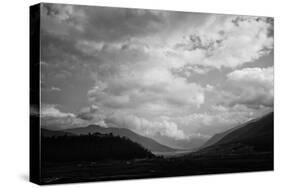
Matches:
[41,111,273,155]
[42,125,176,152]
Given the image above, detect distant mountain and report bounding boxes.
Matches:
[41,128,75,137]
[62,125,176,152]
[154,133,206,150]
[194,112,273,155]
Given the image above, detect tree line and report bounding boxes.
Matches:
[42,133,154,163]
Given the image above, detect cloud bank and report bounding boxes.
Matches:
[40,4,274,148]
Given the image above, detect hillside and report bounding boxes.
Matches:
[42,133,154,163]
[193,112,273,156]
[200,113,273,150]
[63,125,176,152]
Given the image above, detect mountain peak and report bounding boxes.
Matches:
[87,124,102,128]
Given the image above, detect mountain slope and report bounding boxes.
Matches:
[63,125,176,152]
[199,117,259,149]
[194,112,273,155]
[215,112,273,151]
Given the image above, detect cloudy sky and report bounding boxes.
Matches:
[40,3,274,149]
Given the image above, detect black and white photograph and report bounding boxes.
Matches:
[29,2,274,185]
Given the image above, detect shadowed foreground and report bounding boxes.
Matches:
[41,152,273,184]
[40,113,273,185]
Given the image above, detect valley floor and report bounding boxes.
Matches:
[41,152,273,185]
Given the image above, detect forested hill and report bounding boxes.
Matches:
[42,133,155,163]
[63,125,176,152]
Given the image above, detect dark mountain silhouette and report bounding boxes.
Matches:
[63,125,176,152]
[41,128,75,137]
[42,133,154,163]
[194,112,273,155]
[200,113,272,149]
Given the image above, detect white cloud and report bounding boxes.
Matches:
[41,104,108,130]
[88,67,205,114]
[105,113,186,140]
[169,16,273,69]
[228,67,273,84]
[40,104,87,130]
[41,116,86,130]
[173,104,266,136]
[226,67,273,108]
[41,104,75,118]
